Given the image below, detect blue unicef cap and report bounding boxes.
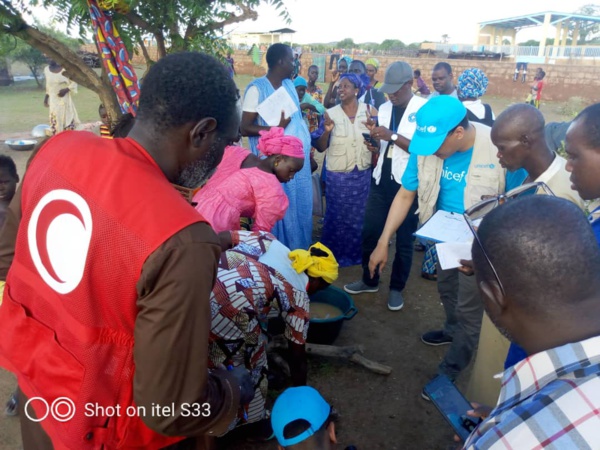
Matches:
[409,95,468,156]
[271,386,331,447]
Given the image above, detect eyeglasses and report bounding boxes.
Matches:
[463,182,556,295]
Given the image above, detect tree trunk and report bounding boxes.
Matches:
[134,34,154,74]
[28,64,43,88]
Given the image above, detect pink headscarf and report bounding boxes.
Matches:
[257,127,304,159]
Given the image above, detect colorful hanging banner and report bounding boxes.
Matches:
[88,0,140,115]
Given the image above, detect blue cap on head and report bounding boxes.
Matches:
[271,386,331,447]
[294,76,308,88]
[409,95,468,156]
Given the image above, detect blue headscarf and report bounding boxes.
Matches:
[340,73,365,98]
[293,76,308,88]
[338,56,352,70]
[457,68,489,100]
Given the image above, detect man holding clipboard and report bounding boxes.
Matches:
[369,96,505,389]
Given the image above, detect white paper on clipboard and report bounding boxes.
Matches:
[256,86,299,126]
[415,210,474,244]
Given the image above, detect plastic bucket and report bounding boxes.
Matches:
[308,286,358,345]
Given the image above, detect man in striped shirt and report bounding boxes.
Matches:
[464,195,600,449]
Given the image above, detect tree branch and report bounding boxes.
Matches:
[194,4,258,38]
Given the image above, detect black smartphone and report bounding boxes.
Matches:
[423,375,481,442]
[361,132,378,147]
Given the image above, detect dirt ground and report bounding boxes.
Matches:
[0,93,578,449]
[0,138,464,449]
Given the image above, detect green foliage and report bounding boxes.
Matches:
[519,39,539,46]
[574,4,600,44]
[7,0,290,58]
[379,39,405,51]
[337,38,355,49]
[11,40,46,87]
[38,25,81,51]
[557,96,587,119]
[0,33,17,57]
[518,38,557,46]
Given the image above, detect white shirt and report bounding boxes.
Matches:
[242,86,260,112]
[429,88,458,99]
[462,99,496,120]
[258,240,308,292]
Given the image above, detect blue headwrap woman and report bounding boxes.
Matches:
[310,69,378,267]
[324,56,353,108]
[457,68,489,100]
[457,68,495,127]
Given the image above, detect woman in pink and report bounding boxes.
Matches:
[194,127,305,233]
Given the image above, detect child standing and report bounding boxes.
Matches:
[98,104,112,139]
[526,68,545,109]
[0,155,19,416]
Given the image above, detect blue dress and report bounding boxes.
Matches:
[245,77,313,250]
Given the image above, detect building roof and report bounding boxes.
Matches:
[231,28,296,36]
[269,28,296,34]
[479,11,600,30]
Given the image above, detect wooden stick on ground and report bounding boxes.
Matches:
[268,336,392,376]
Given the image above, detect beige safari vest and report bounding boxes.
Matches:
[416,122,505,223]
[326,102,372,172]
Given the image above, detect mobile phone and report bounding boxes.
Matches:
[423,375,481,441]
[361,132,378,147]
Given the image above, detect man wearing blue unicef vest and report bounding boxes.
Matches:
[344,62,427,311]
[369,96,505,389]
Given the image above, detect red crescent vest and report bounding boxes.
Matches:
[0,131,207,449]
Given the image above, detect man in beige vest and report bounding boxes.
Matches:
[369,96,505,393]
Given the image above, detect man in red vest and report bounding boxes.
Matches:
[0,52,253,450]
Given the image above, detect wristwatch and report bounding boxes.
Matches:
[390,133,398,143]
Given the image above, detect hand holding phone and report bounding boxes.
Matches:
[423,375,482,442]
[361,132,378,148]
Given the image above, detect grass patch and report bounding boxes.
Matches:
[0,79,103,134]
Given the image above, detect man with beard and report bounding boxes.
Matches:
[0,52,253,450]
[464,195,600,448]
[241,43,312,250]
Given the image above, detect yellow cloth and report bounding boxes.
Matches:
[0,281,5,306]
[289,242,339,283]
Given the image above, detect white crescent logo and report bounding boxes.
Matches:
[27,190,92,294]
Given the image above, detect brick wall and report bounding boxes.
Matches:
[80,45,599,103]
[292,53,600,103]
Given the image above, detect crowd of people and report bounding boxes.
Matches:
[1,43,599,450]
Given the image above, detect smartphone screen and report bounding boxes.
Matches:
[423,375,481,441]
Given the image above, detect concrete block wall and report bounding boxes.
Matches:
[294,53,600,103]
[80,45,599,103]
